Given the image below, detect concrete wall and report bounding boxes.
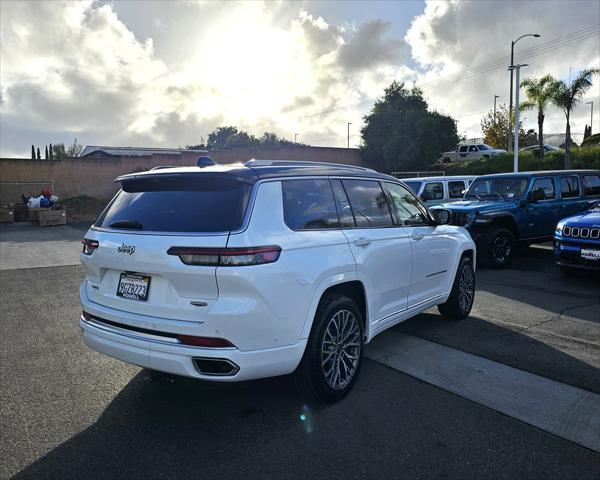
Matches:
[0,146,362,203]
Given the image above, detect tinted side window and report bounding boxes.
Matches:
[583,175,600,196]
[560,176,580,198]
[468,145,478,152]
[448,181,465,199]
[384,182,430,226]
[422,182,444,200]
[459,146,468,153]
[331,179,355,228]
[531,178,555,200]
[342,180,393,228]
[282,179,339,230]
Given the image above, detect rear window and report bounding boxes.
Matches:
[448,181,465,198]
[342,179,393,227]
[560,176,580,198]
[583,175,600,196]
[282,179,339,230]
[97,174,252,232]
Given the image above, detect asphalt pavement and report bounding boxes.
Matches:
[1,224,599,479]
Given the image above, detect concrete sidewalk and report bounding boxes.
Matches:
[0,223,83,270]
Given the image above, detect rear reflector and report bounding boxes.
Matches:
[177,335,235,348]
[167,245,281,266]
[81,238,99,255]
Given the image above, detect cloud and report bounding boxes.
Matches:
[337,20,406,72]
[1,1,410,155]
[405,0,600,140]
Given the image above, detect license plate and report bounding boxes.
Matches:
[117,273,151,301]
[581,249,600,261]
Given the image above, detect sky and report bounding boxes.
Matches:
[0,0,599,157]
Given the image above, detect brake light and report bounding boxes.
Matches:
[82,238,99,255]
[167,246,281,266]
[177,335,235,348]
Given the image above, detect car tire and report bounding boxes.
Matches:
[478,226,515,269]
[438,256,475,320]
[293,294,364,403]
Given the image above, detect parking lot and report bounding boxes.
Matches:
[1,223,599,479]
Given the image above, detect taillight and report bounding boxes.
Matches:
[167,246,281,266]
[177,335,235,348]
[82,238,99,255]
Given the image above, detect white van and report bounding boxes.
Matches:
[400,176,477,206]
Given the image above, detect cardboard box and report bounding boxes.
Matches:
[29,207,51,224]
[0,207,14,223]
[38,209,67,227]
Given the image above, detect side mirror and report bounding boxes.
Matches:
[529,189,545,202]
[432,209,451,225]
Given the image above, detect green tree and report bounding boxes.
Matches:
[66,138,83,157]
[519,74,556,157]
[481,103,527,149]
[52,143,66,160]
[45,145,48,159]
[36,147,41,160]
[31,145,35,159]
[360,81,458,173]
[551,68,599,168]
[49,143,53,160]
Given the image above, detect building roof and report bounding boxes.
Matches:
[80,145,207,157]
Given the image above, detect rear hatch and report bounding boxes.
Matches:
[80,168,255,322]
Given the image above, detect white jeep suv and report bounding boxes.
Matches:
[80,160,476,402]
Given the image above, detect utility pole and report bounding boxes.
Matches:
[510,64,527,172]
[587,101,594,134]
[493,95,500,125]
[294,133,299,143]
[347,122,352,148]
[508,33,540,151]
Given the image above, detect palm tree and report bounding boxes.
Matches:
[520,74,556,157]
[551,68,599,168]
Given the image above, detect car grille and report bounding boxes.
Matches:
[562,226,600,239]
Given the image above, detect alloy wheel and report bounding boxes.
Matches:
[492,233,511,263]
[458,263,475,313]
[321,309,361,390]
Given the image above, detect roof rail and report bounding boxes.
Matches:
[244,159,376,173]
[150,165,177,171]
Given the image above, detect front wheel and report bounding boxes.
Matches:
[478,226,515,268]
[438,256,476,320]
[293,294,364,403]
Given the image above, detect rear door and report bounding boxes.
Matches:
[81,172,253,322]
[333,179,412,322]
[559,175,584,217]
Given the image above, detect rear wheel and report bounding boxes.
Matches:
[478,226,515,268]
[438,256,475,320]
[293,294,364,403]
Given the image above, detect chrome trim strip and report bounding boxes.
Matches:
[426,269,448,278]
[82,317,181,345]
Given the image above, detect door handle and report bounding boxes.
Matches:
[411,232,424,241]
[353,237,372,247]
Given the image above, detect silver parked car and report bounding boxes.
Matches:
[400,175,477,206]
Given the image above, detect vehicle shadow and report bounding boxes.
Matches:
[395,312,600,394]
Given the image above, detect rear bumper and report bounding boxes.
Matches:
[80,316,307,381]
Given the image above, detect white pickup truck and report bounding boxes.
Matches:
[440,144,506,163]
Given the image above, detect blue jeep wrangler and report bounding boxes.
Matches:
[430,170,600,268]
[554,201,600,276]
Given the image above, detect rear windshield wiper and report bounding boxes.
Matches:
[109,220,144,230]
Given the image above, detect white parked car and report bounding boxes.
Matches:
[80,160,476,402]
[440,144,506,163]
[400,175,477,206]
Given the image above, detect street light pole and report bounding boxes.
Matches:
[511,64,527,173]
[587,101,594,134]
[494,95,499,124]
[508,33,540,151]
[294,133,299,143]
[347,122,352,148]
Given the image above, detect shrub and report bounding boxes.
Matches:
[581,133,600,148]
[444,147,600,175]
